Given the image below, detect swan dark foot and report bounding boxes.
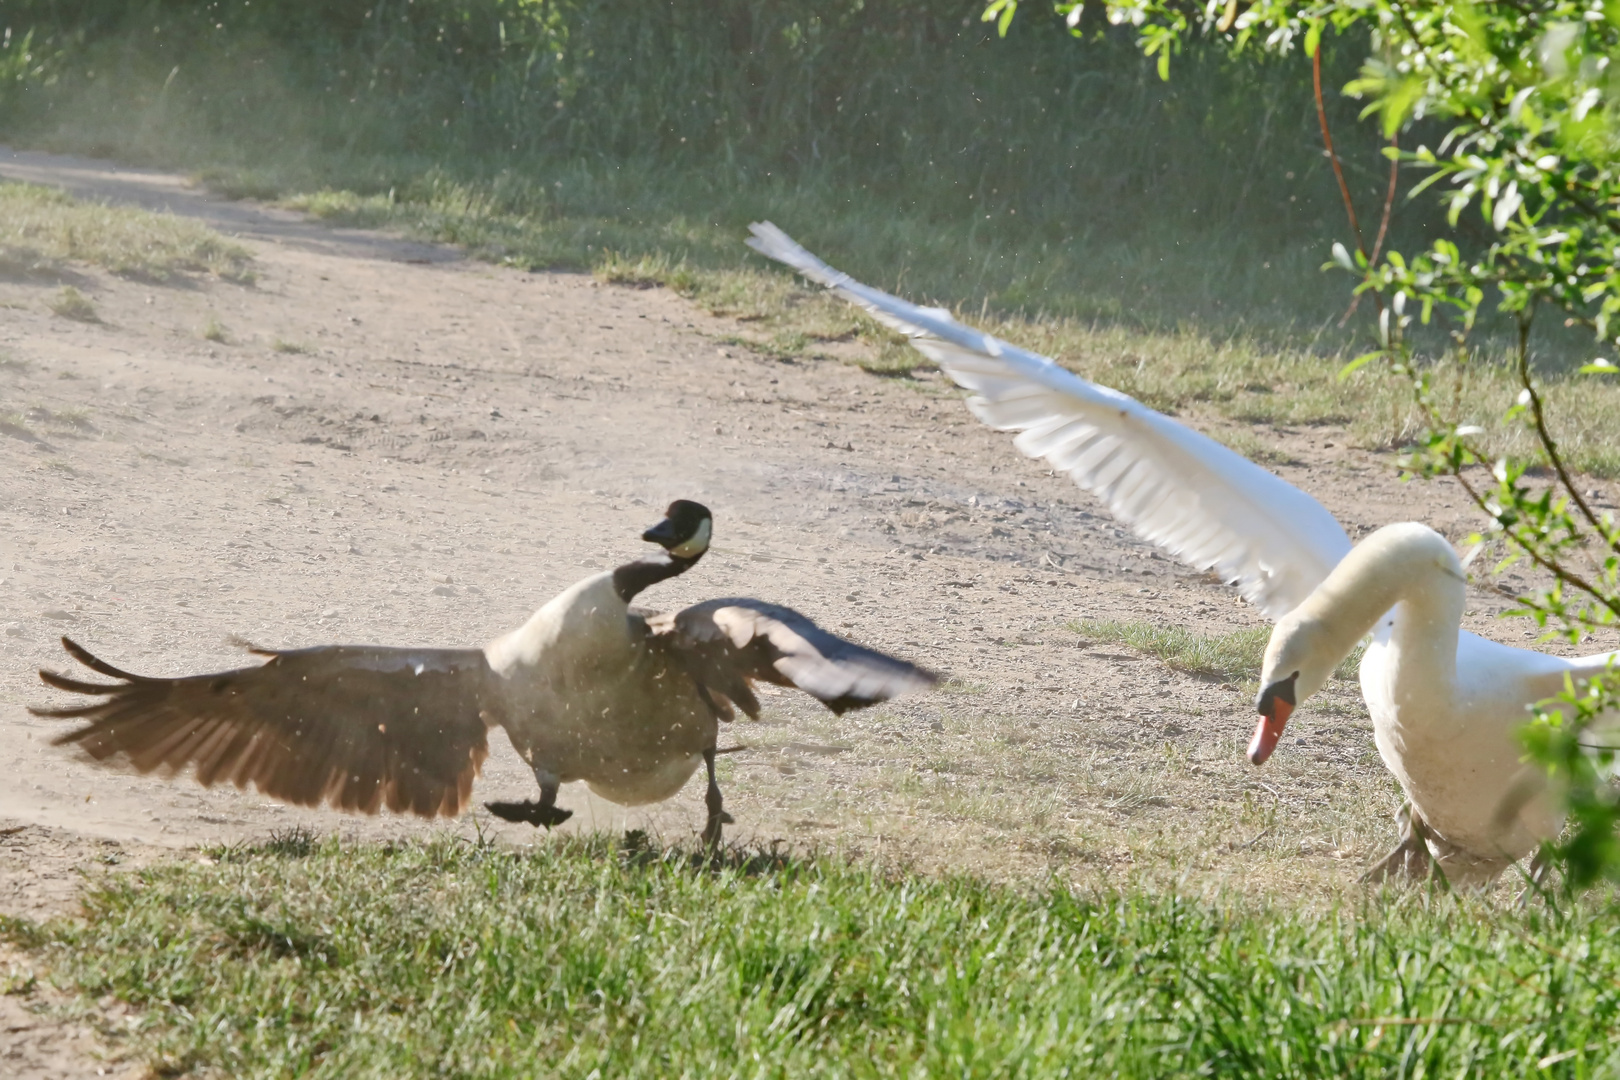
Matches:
[485,800,574,829]
[1515,849,1553,908]
[701,747,733,851]
[1362,802,1439,884]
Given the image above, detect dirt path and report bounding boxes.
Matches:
[5,146,1620,1067]
[5,144,1616,874]
[5,142,1618,1075]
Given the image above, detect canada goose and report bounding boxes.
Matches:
[748,222,1618,886]
[32,500,938,847]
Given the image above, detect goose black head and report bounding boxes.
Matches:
[642,500,713,561]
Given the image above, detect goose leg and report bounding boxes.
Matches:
[1362,802,1434,884]
[700,747,734,850]
[485,768,574,829]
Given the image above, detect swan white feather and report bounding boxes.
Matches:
[746,221,1351,620]
[750,222,1619,885]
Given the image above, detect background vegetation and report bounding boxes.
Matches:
[0,0,1452,338]
[13,0,1620,473]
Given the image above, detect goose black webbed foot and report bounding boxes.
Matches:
[485,799,574,830]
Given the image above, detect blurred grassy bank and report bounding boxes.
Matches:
[4,1,1618,474]
[0,0,1435,336]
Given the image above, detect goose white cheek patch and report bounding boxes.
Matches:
[671,518,711,559]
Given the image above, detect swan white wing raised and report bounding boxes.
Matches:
[747,221,1353,619]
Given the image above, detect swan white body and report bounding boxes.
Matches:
[750,222,1618,883]
[1271,522,1616,882]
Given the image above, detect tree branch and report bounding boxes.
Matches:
[1513,314,1619,558]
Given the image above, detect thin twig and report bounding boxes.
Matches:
[1313,44,1385,325]
[1513,316,1618,557]
[1339,132,1400,324]
[1446,455,1620,622]
[1314,46,1367,255]
[1341,1016,1496,1027]
[1370,132,1399,266]
[1509,923,1620,992]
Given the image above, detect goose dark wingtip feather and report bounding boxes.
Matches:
[33,669,124,699]
[651,597,938,720]
[58,636,148,682]
[34,640,494,820]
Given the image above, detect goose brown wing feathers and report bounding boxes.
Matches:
[648,599,937,718]
[34,636,499,818]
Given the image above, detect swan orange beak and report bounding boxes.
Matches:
[1247,699,1291,765]
[1249,672,1299,766]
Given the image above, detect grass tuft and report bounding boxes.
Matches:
[200,314,230,343]
[0,180,254,283]
[46,284,98,322]
[5,835,1620,1077]
[261,825,318,858]
[1074,618,1364,683]
[1075,619,1272,682]
[1213,426,1303,467]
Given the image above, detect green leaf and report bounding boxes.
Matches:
[1581,359,1619,374]
[1304,20,1321,59]
[981,0,1017,35]
[1379,76,1424,138]
[1157,50,1170,81]
[1338,351,1384,381]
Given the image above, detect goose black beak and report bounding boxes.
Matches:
[1249,672,1298,766]
[642,518,680,548]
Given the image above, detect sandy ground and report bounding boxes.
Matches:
[2,146,1618,1076]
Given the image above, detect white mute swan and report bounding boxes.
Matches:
[748,222,1617,885]
[33,500,937,848]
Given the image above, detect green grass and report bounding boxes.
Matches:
[277,181,1620,477]
[0,179,254,282]
[7,3,1620,472]
[44,283,97,322]
[1074,619,1365,684]
[0,2,1434,338]
[5,832,1620,1078]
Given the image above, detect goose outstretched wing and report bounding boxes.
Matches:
[646,599,937,718]
[34,636,498,818]
[746,222,1353,620]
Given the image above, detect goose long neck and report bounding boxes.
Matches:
[1288,522,1465,672]
[611,551,700,603]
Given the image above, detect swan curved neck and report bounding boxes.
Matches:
[1273,523,1465,691]
[611,551,700,602]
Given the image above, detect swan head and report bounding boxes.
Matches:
[1249,610,1334,765]
[642,500,713,560]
